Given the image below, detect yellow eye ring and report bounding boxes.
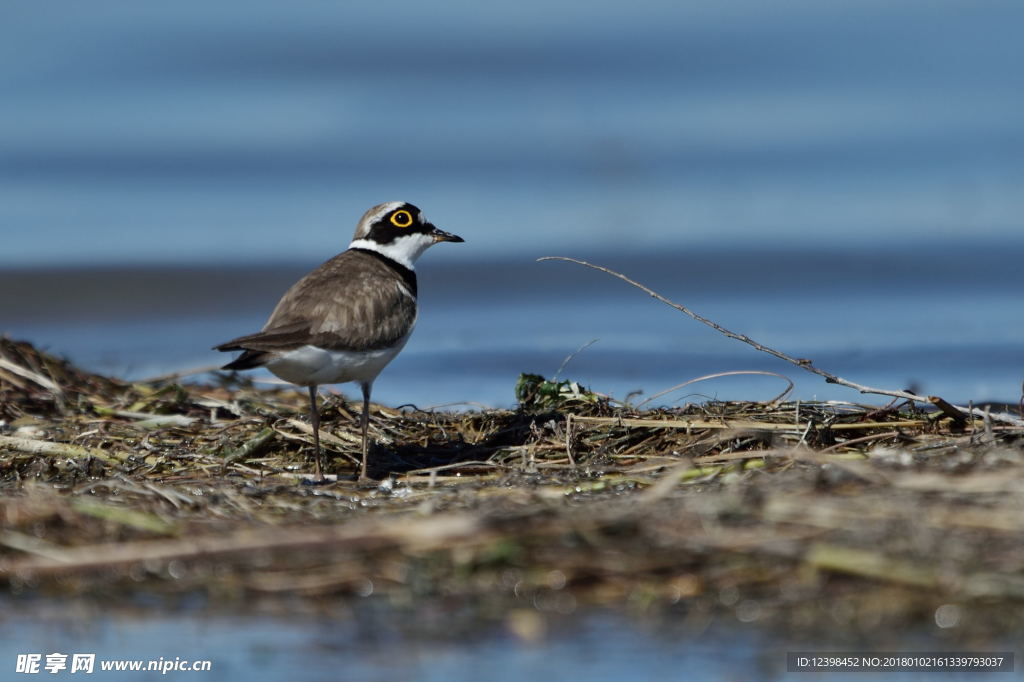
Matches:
[390,210,413,228]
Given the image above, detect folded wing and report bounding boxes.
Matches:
[213,250,418,370]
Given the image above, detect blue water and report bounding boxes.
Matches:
[3,1,1023,406]
[4,245,1021,407]
[2,1,1023,406]
[2,0,1023,264]
[0,606,1002,682]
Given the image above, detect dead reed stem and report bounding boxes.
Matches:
[538,256,1024,426]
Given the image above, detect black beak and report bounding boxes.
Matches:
[430,226,464,243]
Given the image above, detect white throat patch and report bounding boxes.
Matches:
[348,231,435,270]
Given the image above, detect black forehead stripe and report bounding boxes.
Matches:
[366,205,433,244]
[350,248,418,298]
[380,203,419,223]
[389,205,424,225]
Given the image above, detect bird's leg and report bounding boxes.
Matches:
[308,385,324,482]
[360,381,372,480]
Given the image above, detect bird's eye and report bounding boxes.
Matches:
[390,210,414,228]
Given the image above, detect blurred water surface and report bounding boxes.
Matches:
[1,604,998,682]
[2,0,1022,404]
[3,244,1022,407]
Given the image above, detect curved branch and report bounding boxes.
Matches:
[538,256,1024,426]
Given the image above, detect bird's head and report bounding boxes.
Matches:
[349,201,463,269]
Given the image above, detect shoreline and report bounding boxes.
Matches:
[1,338,1023,643]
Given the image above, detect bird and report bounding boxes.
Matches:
[213,201,463,482]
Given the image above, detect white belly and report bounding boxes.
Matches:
[265,338,409,387]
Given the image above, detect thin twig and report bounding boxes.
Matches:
[565,413,576,466]
[538,256,1024,426]
[819,431,902,453]
[554,338,598,380]
[138,364,222,384]
[635,370,793,408]
[571,415,928,432]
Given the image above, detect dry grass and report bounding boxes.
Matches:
[2,336,1024,639]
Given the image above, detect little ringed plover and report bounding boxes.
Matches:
[214,201,463,481]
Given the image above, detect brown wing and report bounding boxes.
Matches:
[215,250,417,356]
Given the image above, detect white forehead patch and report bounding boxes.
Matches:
[353,201,409,241]
[364,201,405,226]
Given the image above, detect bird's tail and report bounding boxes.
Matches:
[218,349,270,371]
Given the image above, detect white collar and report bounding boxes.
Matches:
[347,231,435,270]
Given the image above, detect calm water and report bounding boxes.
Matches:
[3,243,1022,407]
[1,604,1004,682]
[2,0,1023,264]
[2,0,1022,406]
[3,1,1023,405]
[0,609,760,682]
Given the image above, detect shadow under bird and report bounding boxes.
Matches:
[214,201,464,481]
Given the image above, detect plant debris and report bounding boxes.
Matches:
[2,336,1024,640]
